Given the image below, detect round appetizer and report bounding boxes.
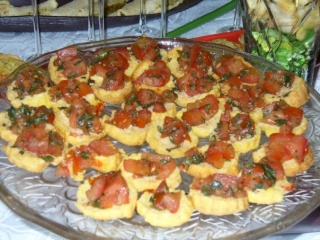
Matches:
[189,173,248,216]
[182,140,239,179]
[120,152,181,192]
[48,46,89,84]
[136,181,194,227]
[252,131,313,177]
[241,161,294,204]
[76,171,137,220]
[55,136,122,181]
[6,65,52,108]
[146,116,199,158]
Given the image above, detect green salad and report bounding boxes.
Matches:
[251,27,316,79]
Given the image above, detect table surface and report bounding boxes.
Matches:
[0,0,320,239]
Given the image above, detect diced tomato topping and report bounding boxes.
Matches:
[86,172,130,209]
[191,173,246,198]
[110,109,132,129]
[152,181,181,213]
[182,94,219,126]
[161,116,191,145]
[265,132,308,163]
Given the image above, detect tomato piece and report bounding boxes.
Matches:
[132,109,151,128]
[110,110,132,129]
[86,174,108,202]
[153,192,181,213]
[239,68,260,84]
[153,102,166,113]
[100,173,130,208]
[283,106,303,127]
[157,159,176,180]
[123,159,151,176]
[266,132,308,163]
[88,137,119,156]
[152,181,181,213]
[204,149,224,168]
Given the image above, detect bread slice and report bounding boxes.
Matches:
[76,173,138,220]
[184,144,239,179]
[7,82,52,108]
[189,189,248,216]
[263,75,310,108]
[120,152,181,192]
[48,55,89,85]
[53,107,105,146]
[145,118,199,158]
[136,190,193,227]
[252,144,314,177]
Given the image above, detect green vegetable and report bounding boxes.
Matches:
[251,27,316,79]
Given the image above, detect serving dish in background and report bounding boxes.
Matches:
[0,36,320,240]
[0,0,202,32]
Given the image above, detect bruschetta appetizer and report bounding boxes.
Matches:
[89,47,134,104]
[103,107,151,146]
[250,100,308,137]
[6,65,52,108]
[48,46,89,84]
[136,181,194,227]
[241,161,295,204]
[189,173,248,215]
[177,94,222,138]
[120,152,181,192]
[213,111,261,154]
[55,136,122,181]
[53,98,105,146]
[252,131,314,177]
[146,116,199,158]
[124,88,177,120]
[182,140,239,179]
[3,121,65,173]
[76,171,137,220]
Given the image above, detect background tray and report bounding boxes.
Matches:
[0,0,202,32]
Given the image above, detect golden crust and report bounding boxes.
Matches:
[64,143,123,181]
[0,112,18,143]
[258,116,308,137]
[166,46,184,78]
[225,124,261,154]
[246,179,294,204]
[136,190,194,227]
[6,82,52,108]
[185,145,239,179]
[120,153,182,192]
[103,113,148,146]
[252,145,314,177]
[3,136,64,173]
[91,77,133,104]
[53,108,105,146]
[263,75,310,108]
[48,55,89,85]
[145,118,199,158]
[76,174,138,220]
[189,189,248,216]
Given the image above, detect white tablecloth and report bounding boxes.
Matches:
[0,0,319,239]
